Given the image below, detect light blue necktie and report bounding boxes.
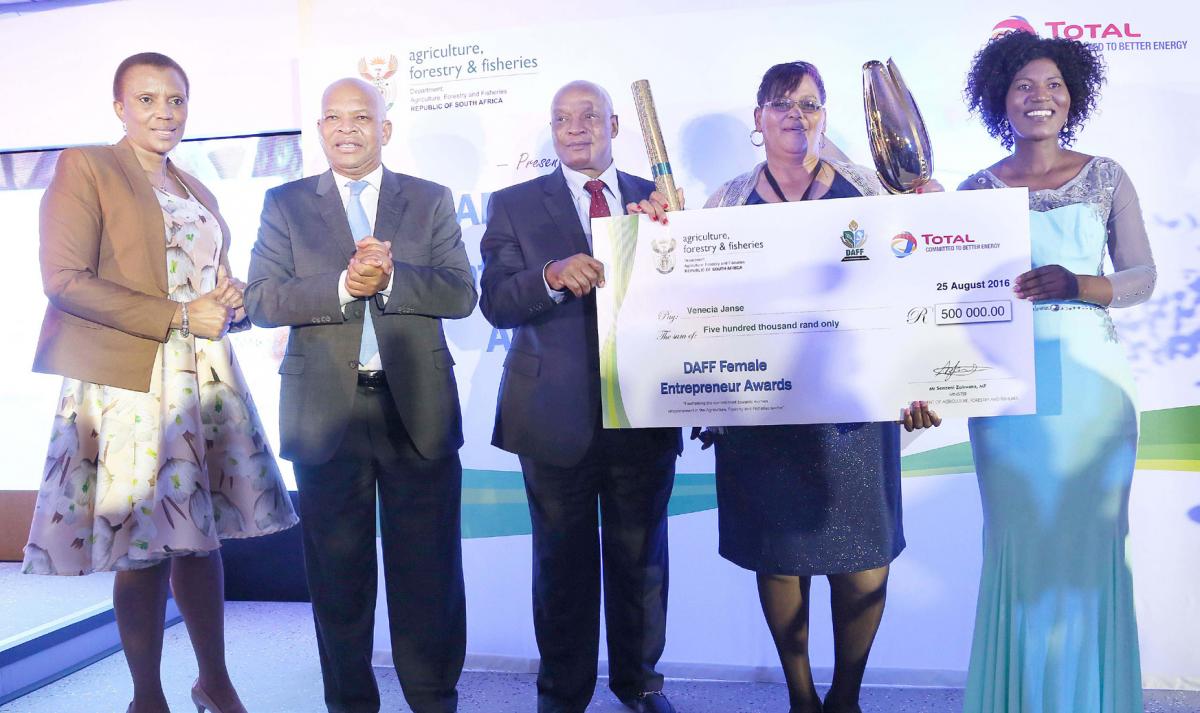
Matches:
[346,180,379,368]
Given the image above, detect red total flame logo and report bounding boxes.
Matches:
[992,15,1036,37]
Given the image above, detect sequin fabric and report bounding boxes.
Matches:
[1033,303,1119,343]
[706,175,905,576]
[966,157,1120,282]
[963,157,1139,344]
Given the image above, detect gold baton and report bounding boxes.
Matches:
[631,79,682,211]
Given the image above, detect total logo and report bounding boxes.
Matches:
[992,15,1142,40]
[891,232,917,258]
[1045,20,1142,40]
[923,233,974,245]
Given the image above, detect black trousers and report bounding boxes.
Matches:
[520,432,676,713]
[294,384,465,713]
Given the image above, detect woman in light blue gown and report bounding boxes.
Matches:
[958,31,1156,713]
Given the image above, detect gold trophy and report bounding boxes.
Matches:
[862,58,933,193]
[631,79,683,211]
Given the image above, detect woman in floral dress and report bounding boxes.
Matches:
[25,52,296,713]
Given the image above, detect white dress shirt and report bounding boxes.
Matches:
[561,161,623,242]
[333,164,392,371]
[334,164,394,308]
[545,161,624,301]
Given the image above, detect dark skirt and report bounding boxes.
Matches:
[714,422,904,576]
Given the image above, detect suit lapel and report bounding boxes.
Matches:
[373,168,409,248]
[616,170,651,209]
[316,170,358,260]
[542,168,590,256]
[113,139,169,293]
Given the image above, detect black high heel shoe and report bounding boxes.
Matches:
[789,697,823,713]
[821,700,863,713]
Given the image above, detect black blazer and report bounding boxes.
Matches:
[480,167,681,467]
[245,167,477,464]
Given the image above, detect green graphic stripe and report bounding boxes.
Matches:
[899,441,976,477]
[598,218,640,429]
[1138,404,1200,447]
[899,404,1200,476]
[459,469,716,538]
[454,405,1200,537]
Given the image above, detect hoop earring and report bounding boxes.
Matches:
[750,129,764,147]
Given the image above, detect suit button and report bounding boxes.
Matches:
[348,360,359,369]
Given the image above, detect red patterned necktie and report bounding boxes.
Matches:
[585,179,610,218]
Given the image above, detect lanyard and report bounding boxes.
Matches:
[763,162,824,202]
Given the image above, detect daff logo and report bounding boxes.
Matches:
[840,220,869,262]
[891,231,917,258]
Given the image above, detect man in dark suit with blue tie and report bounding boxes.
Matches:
[245,78,476,713]
[480,80,682,713]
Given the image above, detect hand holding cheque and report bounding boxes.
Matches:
[592,187,1035,428]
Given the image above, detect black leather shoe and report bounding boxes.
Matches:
[620,690,676,713]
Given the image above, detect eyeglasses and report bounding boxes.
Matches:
[761,98,824,115]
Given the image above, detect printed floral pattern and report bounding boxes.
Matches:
[23,187,297,575]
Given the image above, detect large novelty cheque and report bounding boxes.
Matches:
[592,188,1036,428]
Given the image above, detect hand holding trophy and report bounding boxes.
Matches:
[863,58,934,194]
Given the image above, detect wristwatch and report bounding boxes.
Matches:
[180,302,191,338]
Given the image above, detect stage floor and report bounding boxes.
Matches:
[2,600,1198,712]
[0,563,114,643]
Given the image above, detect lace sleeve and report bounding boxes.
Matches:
[1106,165,1156,308]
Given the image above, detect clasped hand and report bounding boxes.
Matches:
[185,265,242,339]
[346,236,393,298]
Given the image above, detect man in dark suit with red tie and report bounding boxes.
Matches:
[479,80,681,713]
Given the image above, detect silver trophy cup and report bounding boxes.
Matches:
[863,58,933,194]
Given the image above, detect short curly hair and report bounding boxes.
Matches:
[964,31,1104,150]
